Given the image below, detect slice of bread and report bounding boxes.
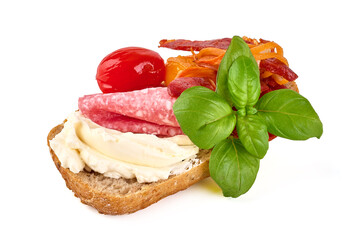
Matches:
[47,123,211,215]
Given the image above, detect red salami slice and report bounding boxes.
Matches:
[79,87,179,127]
[167,77,215,97]
[260,76,287,97]
[260,58,298,81]
[159,37,257,52]
[159,38,232,51]
[84,109,183,136]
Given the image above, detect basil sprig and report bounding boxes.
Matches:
[173,36,323,197]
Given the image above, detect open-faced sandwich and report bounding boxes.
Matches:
[47,36,323,215]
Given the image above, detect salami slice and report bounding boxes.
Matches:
[159,37,257,52]
[260,58,298,81]
[167,77,215,97]
[159,38,232,51]
[83,109,183,136]
[79,87,179,127]
[260,76,287,97]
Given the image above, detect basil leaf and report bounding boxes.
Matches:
[216,36,253,105]
[255,89,323,140]
[173,86,236,149]
[236,114,269,159]
[209,138,260,198]
[228,56,260,110]
[246,106,258,115]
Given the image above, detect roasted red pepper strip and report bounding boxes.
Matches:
[159,38,232,51]
[260,58,298,81]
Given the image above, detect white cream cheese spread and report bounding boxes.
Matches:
[49,112,200,183]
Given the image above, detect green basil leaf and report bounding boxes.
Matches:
[228,56,260,110]
[216,36,253,105]
[246,106,258,115]
[236,114,269,159]
[255,89,323,140]
[173,86,236,149]
[209,138,260,198]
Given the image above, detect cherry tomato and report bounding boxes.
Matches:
[96,47,165,93]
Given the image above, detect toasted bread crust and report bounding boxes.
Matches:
[47,123,211,215]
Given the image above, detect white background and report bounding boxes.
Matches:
[1,0,359,239]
